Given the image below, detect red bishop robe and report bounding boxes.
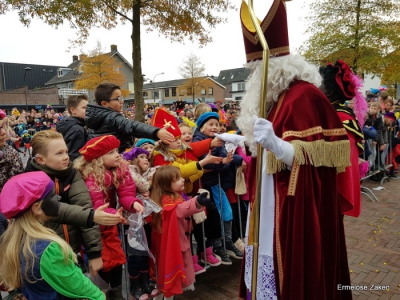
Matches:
[262,80,352,300]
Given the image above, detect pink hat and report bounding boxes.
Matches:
[0,172,54,219]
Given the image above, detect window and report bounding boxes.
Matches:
[58,70,63,77]
[238,83,246,90]
[187,87,192,95]
[172,88,177,97]
[128,82,134,93]
[164,88,170,97]
[208,87,213,95]
[235,96,242,100]
[68,83,73,89]
[180,88,186,96]
[153,91,159,99]
[201,88,206,95]
[143,91,148,97]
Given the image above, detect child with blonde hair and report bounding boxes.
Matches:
[150,166,215,300]
[75,135,144,300]
[0,172,105,299]
[26,130,123,280]
[193,103,211,121]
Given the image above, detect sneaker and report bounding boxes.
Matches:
[234,238,245,253]
[200,247,221,267]
[213,247,232,265]
[226,241,243,259]
[192,255,206,275]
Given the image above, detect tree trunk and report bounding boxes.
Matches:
[192,83,195,104]
[132,0,144,123]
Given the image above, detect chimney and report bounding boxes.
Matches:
[111,44,118,52]
[72,55,78,62]
[79,54,87,61]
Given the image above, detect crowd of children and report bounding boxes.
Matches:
[0,82,250,300]
[362,90,400,180]
[2,77,398,300]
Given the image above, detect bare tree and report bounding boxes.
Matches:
[178,53,206,104]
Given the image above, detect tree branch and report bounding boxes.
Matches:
[100,0,133,23]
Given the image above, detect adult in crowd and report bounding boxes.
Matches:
[0,109,24,193]
[174,97,186,114]
[234,1,352,299]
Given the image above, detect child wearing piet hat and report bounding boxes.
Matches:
[151,109,223,194]
[0,172,105,300]
[74,135,145,299]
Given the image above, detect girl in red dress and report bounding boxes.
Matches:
[150,166,215,300]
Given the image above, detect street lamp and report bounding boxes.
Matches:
[24,67,32,111]
[152,72,164,104]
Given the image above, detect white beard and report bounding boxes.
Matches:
[237,55,322,156]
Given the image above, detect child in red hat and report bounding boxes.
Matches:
[152,109,223,194]
[75,135,145,300]
[0,172,105,300]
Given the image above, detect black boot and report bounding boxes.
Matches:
[108,285,126,300]
[225,241,243,259]
[213,246,232,265]
[130,276,148,300]
[140,272,159,298]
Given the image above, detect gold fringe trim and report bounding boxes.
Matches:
[266,139,351,174]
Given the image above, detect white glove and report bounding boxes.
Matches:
[214,133,245,146]
[253,117,294,166]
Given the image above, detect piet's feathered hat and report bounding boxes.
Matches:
[240,0,290,62]
[151,108,181,138]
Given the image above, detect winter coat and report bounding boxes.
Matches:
[0,145,24,193]
[152,140,210,193]
[86,104,160,153]
[25,160,102,260]
[56,116,88,161]
[220,154,243,191]
[0,212,7,236]
[365,113,384,145]
[192,130,230,187]
[84,165,143,223]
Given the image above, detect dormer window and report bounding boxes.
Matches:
[57,68,72,78]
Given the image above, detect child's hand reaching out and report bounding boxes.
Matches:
[133,202,145,213]
[93,203,124,226]
[199,150,223,167]
[222,150,234,164]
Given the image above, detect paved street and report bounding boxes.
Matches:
[176,177,400,300]
[2,154,400,299]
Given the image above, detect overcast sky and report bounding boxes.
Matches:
[0,0,310,82]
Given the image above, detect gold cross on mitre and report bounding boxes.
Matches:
[163,119,175,130]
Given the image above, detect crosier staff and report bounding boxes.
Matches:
[247,1,292,299]
[246,1,269,299]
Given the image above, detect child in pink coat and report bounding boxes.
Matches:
[74,135,144,300]
[150,166,216,300]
